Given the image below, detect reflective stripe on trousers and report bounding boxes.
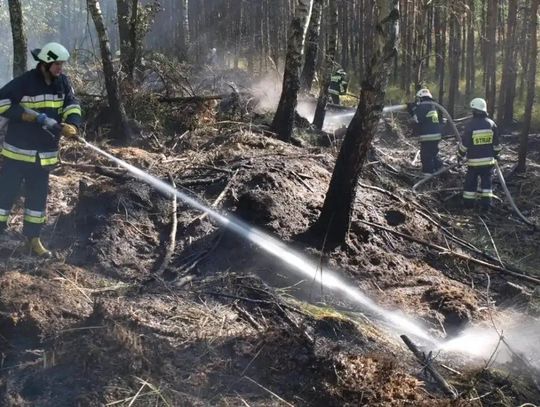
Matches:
[0,158,50,237]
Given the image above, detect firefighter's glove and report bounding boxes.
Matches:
[36,113,58,130]
[21,112,37,123]
[61,124,78,139]
[406,102,416,115]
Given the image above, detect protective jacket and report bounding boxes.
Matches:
[409,101,442,142]
[0,68,81,167]
[329,74,348,96]
[458,115,501,167]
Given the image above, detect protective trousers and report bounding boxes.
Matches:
[420,140,442,174]
[0,158,49,238]
[463,165,493,209]
[329,93,340,105]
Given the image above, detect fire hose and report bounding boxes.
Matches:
[494,161,536,229]
[26,108,535,229]
[381,104,535,228]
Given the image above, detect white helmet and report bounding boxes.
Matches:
[470,97,487,112]
[416,88,432,99]
[34,42,70,63]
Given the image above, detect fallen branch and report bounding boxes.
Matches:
[61,161,150,183]
[290,170,314,192]
[233,303,264,331]
[401,335,458,398]
[243,376,294,407]
[176,231,224,275]
[479,216,503,267]
[177,174,227,187]
[158,94,225,103]
[357,219,540,285]
[358,183,538,281]
[158,92,248,104]
[155,174,178,275]
[191,169,238,224]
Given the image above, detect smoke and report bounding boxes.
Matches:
[251,73,283,113]
[438,313,540,371]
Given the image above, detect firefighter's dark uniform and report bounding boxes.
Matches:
[329,72,348,105]
[409,100,443,174]
[458,113,501,209]
[0,68,81,237]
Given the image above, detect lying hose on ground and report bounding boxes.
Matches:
[494,162,537,229]
[382,103,535,227]
[412,163,459,192]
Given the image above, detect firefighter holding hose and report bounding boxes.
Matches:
[457,98,502,212]
[0,42,81,257]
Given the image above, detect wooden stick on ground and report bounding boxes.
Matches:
[158,94,230,103]
[192,169,238,224]
[358,219,540,285]
[400,335,458,398]
[243,376,295,407]
[156,173,178,275]
[358,182,538,279]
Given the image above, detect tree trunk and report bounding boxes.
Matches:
[116,0,131,73]
[437,10,446,105]
[182,0,190,58]
[8,0,27,77]
[465,0,475,101]
[116,0,140,82]
[485,0,497,116]
[271,0,314,142]
[312,0,400,247]
[496,0,518,128]
[313,0,338,130]
[128,0,141,81]
[300,0,324,93]
[517,0,539,173]
[87,0,131,142]
[447,13,460,117]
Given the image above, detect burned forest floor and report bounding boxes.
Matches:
[1,77,540,406]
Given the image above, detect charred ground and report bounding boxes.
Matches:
[0,78,539,406]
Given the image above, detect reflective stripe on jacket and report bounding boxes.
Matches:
[458,115,501,167]
[0,142,59,166]
[329,75,348,95]
[0,68,81,166]
[410,101,443,142]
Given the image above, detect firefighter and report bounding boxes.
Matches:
[0,42,81,257]
[407,88,443,175]
[206,48,218,67]
[329,68,348,105]
[457,98,501,212]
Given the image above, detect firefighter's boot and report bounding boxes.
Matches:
[28,237,52,258]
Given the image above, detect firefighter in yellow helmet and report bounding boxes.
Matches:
[0,42,81,257]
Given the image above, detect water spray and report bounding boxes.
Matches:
[78,136,434,342]
[26,109,538,371]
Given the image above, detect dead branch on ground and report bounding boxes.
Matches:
[155,174,178,275]
[358,219,540,285]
